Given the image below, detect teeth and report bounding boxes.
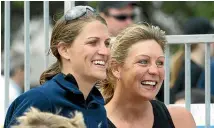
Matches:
[141,81,156,86]
[93,60,105,66]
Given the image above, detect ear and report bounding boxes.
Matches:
[110,59,121,80]
[57,42,70,60]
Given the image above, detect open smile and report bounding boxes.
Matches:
[92,60,107,68]
[141,80,158,91]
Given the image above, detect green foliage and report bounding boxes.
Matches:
[53,12,64,21]
[161,1,214,20]
[88,1,98,9]
[12,1,24,8]
[193,2,214,19]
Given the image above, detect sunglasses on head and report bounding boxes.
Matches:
[108,14,135,21]
[64,6,96,21]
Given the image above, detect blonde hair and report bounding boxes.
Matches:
[39,9,107,84]
[170,44,198,88]
[12,107,86,128]
[100,23,167,103]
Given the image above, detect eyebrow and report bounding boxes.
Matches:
[87,37,111,41]
[157,56,165,60]
[158,55,165,58]
[87,37,99,40]
[136,54,165,58]
[136,54,149,58]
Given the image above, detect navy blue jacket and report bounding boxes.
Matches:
[4,73,108,128]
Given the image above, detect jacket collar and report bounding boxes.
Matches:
[52,73,105,105]
[53,73,81,94]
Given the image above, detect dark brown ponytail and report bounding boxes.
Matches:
[39,61,61,84]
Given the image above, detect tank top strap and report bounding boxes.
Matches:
[150,100,175,128]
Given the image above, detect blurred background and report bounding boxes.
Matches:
[1,0,214,99]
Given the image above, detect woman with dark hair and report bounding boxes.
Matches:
[4,6,110,128]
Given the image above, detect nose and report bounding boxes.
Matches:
[98,44,110,56]
[148,65,159,75]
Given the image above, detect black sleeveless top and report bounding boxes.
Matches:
[107,100,175,128]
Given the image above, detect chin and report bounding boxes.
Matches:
[98,74,106,80]
[147,96,156,101]
[93,73,106,81]
[139,94,156,101]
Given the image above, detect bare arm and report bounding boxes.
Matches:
[167,106,196,128]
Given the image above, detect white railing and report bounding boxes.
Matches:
[165,34,214,127]
[2,1,214,127]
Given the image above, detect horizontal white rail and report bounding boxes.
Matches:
[166,34,214,44]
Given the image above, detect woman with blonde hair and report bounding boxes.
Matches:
[5,6,110,128]
[100,23,196,128]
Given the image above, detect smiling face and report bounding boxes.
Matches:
[116,39,165,100]
[62,20,110,83]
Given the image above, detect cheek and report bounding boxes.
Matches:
[135,69,144,77]
[159,68,165,80]
[121,67,135,81]
[114,21,124,27]
[107,48,110,58]
[133,67,147,81]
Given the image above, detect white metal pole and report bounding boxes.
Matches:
[64,1,75,14]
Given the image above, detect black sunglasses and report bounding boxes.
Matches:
[108,14,135,21]
[64,6,96,21]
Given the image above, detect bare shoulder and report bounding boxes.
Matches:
[167,106,196,128]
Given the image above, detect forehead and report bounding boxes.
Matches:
[127,39,164,58]
[108,5,134,14]
[79,20,109,38]
[78,21,109,38]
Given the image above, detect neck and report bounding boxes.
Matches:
[75,74,95,99]
[105,85,151,122]
[61,69,95,100]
